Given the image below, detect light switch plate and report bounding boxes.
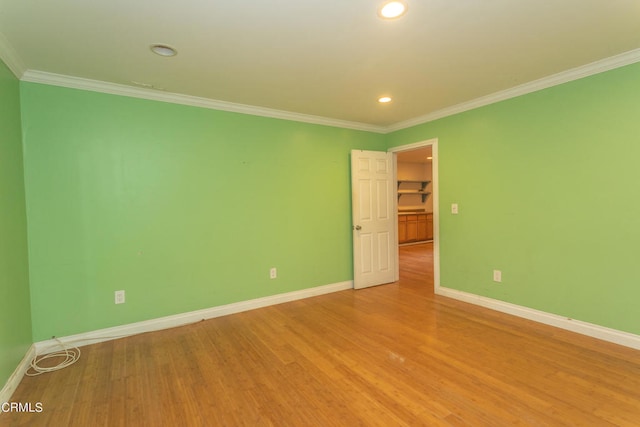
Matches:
[115,290,125,304]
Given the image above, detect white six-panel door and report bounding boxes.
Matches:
[351,150,396,289]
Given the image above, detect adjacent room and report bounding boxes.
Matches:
[2,0,640,424]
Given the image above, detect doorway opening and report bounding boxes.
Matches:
[389,139,439,292]
[398,242,434,292]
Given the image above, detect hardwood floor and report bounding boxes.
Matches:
[3,242,640,426]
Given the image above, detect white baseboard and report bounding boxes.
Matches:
[436,286,640,350]
[35,280,353,354]
[0,345,35,402]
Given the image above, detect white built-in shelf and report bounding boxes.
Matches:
[397,180,431,202]
[397,180,431,190]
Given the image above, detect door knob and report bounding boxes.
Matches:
[354,225,362,230]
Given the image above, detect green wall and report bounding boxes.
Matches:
[0,60,32,386]
[8,54,640,358]
[20,83,385,341]
[388,62,640,335]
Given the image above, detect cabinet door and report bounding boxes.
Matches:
[398,216,407,243]
[406,215,418,242]
[426,213,434,240]
[417,214,428,241]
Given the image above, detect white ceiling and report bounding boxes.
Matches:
[1,0,639,131]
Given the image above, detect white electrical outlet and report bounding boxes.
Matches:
[493,270,502,283]
[115,290,125,304]
[270,267,277,279]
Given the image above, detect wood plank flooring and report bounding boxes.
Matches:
[3,243,640,426]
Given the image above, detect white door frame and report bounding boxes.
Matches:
[388,138,440,289]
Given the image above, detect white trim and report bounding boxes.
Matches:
[5,42,639,135]
[34,281,353,354]
[386,48,640,132]
[0,31,26,78]
[431,141,440,289]
[387,139,438,153]
[436,286,640,350]
[0,345,35,402]
[11,48,640,134]
[388,138,440,289]
[20,70,386,134]
[392,153,400,282]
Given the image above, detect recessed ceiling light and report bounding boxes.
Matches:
[378,1,408,19]
[150,44,177,57]
[378,96,392,103]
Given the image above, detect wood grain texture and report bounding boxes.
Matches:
[3,243,640,426]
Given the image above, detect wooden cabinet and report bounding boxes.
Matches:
[398,215,407,242]
[398,213,433,244]
[417,215,427,241]
[426,213,433,240]
[406,215,418,242]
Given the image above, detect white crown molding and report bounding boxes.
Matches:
[0,31,26,78]
[387,48,640,133]
[34,280,353,354]
[0,344,35,402]
[13,48,640,134]
[20,70,387,134]
[436,286,640,350]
